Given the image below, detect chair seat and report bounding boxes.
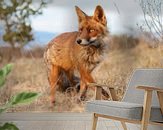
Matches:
[86,100,163,123]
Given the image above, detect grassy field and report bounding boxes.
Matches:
[0,35,163,112]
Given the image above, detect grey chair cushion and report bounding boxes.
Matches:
[86,100,163,123]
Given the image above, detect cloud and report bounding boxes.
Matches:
[32,0,144,34]
[31,7,78,33]
[50,0,142,15]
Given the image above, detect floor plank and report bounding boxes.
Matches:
[0,112,124,130]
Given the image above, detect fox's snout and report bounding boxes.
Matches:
[76,37,97,46]
[76,28,96,46]
[76,39,82,44]
[76,38,88,45]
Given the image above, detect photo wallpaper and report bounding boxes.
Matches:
[0,0,163,113]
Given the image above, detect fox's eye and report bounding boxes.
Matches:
[89,29,95,33]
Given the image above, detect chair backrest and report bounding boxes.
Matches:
[123,68,163,107]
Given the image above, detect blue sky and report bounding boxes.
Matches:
[31,0,143,35]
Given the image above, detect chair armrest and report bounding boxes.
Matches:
[137,86,163,121]
[136,86,163,92]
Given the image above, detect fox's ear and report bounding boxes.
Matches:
[93,5,107,26]
[75,6,87,23]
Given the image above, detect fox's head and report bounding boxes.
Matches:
[75,5,108,47]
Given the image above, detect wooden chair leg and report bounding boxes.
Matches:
[157,91,163,114]
[95,87,102,100]
[92,113,98,130]
[141,90,152,130]
[121,121,127,130]
[110,88,118,101]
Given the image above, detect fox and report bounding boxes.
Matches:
[44,5,109,104]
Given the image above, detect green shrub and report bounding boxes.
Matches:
[0,64,40,130]
[0,64,13,87]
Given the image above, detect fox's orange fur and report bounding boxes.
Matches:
[44,5,109,104]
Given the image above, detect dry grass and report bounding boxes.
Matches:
[0,58,87,112]
[1,35,163,112]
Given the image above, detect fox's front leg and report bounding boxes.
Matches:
[79,80,88,101]
[48,65,60,104]
[79,74,94,101]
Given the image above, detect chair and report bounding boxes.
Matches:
[86,68,163,130]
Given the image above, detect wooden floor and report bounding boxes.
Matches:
[0,112,134,130]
